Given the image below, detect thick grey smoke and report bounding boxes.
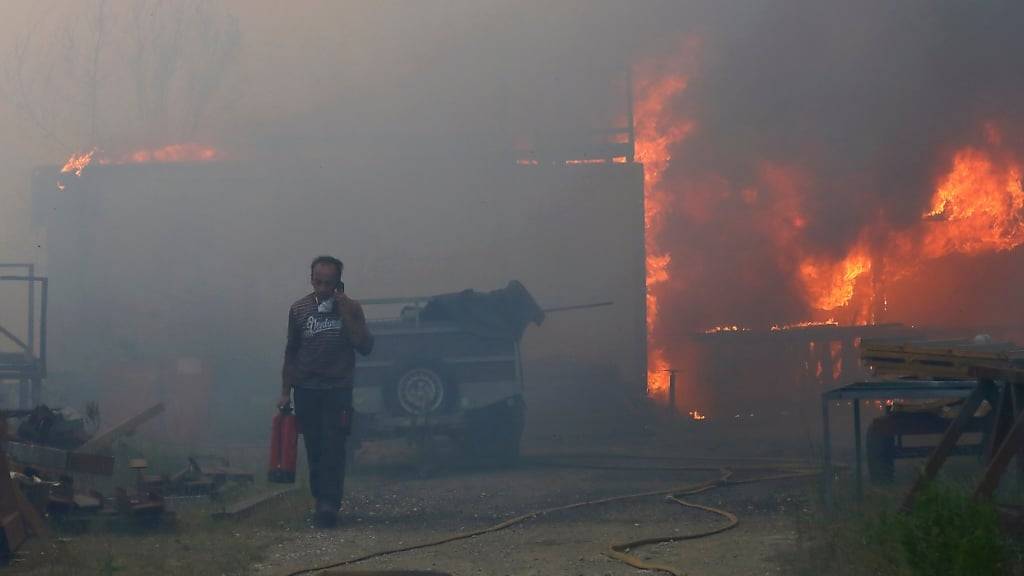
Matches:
[2,1,1024,434]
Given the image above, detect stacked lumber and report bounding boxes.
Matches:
[861,338,1024,381]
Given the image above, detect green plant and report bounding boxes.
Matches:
[885,484,1005,576]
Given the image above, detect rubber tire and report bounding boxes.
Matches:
[384,362,456,417]
[866,417,896,484]
[460,396,525,467]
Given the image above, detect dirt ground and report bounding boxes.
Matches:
[248,369,823,576]
[254,453,814,576]
[9,366,829,576]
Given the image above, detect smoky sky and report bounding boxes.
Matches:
[4,1,1024,365]
[5,2,1021,200]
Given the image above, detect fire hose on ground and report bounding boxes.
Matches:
[281,456,824,576]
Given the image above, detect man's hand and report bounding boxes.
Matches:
[335,289,373,354]
[334,290,359,318]
[277,392,292,411]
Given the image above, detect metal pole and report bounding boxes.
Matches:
[18,380,29,409]
[39,278,47,381]
[27,264,34,358]
[853,399,863,500]
[668,369,677,414]
[625,65,635,163]
[822,396,833,509]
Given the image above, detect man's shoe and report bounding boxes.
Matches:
[313,501,337,528]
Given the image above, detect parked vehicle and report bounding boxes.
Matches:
[351,281,545,465]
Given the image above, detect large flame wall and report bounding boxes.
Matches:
[634,6,1024,411]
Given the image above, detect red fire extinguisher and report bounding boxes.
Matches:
[268,404,298,483]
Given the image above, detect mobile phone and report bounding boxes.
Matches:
[336,281,345,293]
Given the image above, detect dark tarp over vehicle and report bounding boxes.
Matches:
[419,280,545,340]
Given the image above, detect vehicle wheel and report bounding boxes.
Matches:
[460,396,525,467]
[866,417,896,484]
[385,363,454,417]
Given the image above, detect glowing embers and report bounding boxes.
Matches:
[56,143,222,191]
[111,143,221,165]
[61,149,97,177]
[57,148,98,191]
[703,325,750,334]
[770,319,840,332]
[688,409,707,421]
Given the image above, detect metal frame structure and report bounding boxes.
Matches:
[0,264,48,408]
[821,379,978,502]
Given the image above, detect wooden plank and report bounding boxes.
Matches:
[976,407,1024,499]
[12,483,48,538]
[7,442,114,476]
[862,339,1024,381]
[984,383,1013,462]
[0,511,26,557]
[211,486,297,520]
[903,380,992,510]
[76,403,165,454]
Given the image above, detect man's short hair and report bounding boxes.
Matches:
[310,255,343,279]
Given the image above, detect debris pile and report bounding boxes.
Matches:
[0,401,266,558]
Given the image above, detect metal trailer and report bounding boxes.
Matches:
[352,297,527,464]
[350,295,610,464]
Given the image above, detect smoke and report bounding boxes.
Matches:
[2,1,1024,433]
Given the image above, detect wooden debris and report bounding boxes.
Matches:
[211,485,297,520]
[861,338,1024,381]
[7,441,114,476]
[75,402,165,454]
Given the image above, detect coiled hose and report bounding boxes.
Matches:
[282,455,821,576]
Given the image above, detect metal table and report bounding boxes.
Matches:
[821,379,978,502]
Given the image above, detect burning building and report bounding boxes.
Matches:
[13,1,1024,442]
[632,13,1024,422]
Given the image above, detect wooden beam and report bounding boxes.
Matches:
[211,486,297,520]
[75,402,165,454]
[977,385,1024,499]
[983,383,1013,462]
[903,380,992,510]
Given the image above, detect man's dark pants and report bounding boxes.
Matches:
[293,386,352,510]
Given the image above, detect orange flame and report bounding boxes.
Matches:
[110,143,221,165]
[922,148,1024,258]
[830,340,843,381]
[788,134,1024,321]
[770,318,839,331]
[56,144,221,191]
[60,149,96,177]
[634,47,696,399]
[688,409,707,421]
[798,242,873,312]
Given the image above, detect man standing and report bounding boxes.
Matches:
[280,255,373,528]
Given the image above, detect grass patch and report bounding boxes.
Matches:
[781,481,1023,576]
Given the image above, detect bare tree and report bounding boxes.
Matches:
[2,0,241,152]
[126,0,241,142]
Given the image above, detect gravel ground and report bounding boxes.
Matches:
[252,446,816,576]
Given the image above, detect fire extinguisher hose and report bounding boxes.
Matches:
[281,457,822,576]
